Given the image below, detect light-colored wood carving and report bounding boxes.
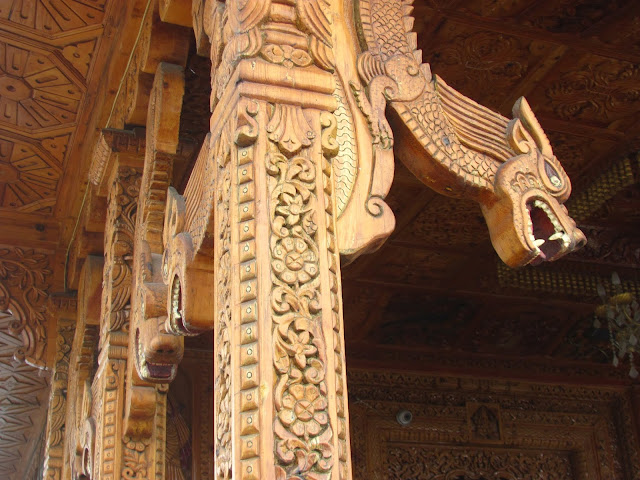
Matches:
[15,1,604,479]
[125,61,186,438]
[71,165,167,480]
[0,310,50,480]
[63,256,102,480]
[41,302,75,480]
[349,0,585,267]
[0,246,53,369]
[157,2,355,479]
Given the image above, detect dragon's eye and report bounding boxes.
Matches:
[544,161,561,188]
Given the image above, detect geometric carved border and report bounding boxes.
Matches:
[0,311,50,480]
[348,370,640,480]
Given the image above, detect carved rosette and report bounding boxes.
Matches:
[267,119,334,478]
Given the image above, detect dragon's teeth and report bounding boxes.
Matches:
[534,238,545,247]
[548,232,563,241]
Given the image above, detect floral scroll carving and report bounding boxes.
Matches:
[0,246,52,369]
[268,107,342,480]
[386,445,574,480]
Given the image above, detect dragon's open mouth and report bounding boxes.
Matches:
[526,199,570,265]
[135,329,174,380]
[167,275,190,334]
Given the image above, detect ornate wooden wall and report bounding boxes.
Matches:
[348,370,640,480]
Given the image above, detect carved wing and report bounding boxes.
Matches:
[435,75,514,164]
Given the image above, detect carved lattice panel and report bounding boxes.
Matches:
[0,311,49,480]
[386,444,574,480]
[348,370,640,480]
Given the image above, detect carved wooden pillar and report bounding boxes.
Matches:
[213,83,350,480]
[41,301,75,480]
[63,256,102,480]
[164,2,352,478]
[86,165,167,480]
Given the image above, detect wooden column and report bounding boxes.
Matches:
[86,165,167,480]
[41,300,75,480]
[62,256,102,480]
[162,2,353,479]
[215,90,350,480]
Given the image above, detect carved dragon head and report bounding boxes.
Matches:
[132,239,184,383]
[481,98,586,267]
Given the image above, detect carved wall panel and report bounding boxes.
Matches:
[0,311,49,480]
[0,245,52,368]
[348,370,640,480]
[533,55,640,128]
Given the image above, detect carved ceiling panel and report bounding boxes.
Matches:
[0,1,109,221]
[463,305,576,356]
[530,54,640,129]
[424,22,556,111]
[393,195,488,249]
[358,243,470,285]
[0,1,106,37]
[368,292,477,348]
[519,0,633,36]
[544,130,616,181]
[450,0,533,18]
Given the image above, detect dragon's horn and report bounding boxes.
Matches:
[512,97,553,158]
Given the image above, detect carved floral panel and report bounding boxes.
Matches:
[348,370,640,480]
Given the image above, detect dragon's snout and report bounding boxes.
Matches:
[481,151,585,268]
